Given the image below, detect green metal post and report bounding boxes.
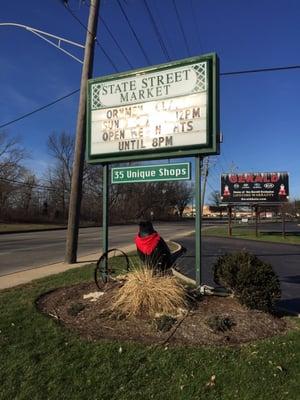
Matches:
[102,164,109,259]
[195,155,202,286]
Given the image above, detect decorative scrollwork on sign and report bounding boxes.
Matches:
[192,62,207,93]
[91,83,102,110]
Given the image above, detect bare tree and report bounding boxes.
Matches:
[209,190,221,207]
[45,132,74,220]
[81,164,103,223]
[0,132,29,218]
[170,182,194,218]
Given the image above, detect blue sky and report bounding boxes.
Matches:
[1,0,300,199]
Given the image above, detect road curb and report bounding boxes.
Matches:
[0,244,136,290]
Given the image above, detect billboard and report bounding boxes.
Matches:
[221,172,289,203]
[86,53,219,163]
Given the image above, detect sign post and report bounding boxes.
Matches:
[195,155,202,286]
[102,164,109,269]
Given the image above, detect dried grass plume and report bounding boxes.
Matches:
[111,267,187,318]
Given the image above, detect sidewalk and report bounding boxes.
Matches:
[0,244,136,290]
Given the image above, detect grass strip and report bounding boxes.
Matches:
[0,223,65,233]
[204,225,300,245]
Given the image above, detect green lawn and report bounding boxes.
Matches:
[1,263,300,399]
[0,223,65,233]
[204,225,300,245]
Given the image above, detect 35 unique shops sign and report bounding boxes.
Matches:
[111,162,190,184]
[221,172,289,203]
[86,54,219,163]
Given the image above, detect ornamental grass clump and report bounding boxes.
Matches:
[110,267,187,318]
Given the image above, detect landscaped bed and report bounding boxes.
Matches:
[37,279,288,346]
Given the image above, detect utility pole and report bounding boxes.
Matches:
[65,0,100,263]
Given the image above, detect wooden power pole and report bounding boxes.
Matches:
[65,0,100,263]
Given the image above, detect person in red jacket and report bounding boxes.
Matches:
[135,221,186,272]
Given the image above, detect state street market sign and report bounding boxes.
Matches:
[86,53,219,163]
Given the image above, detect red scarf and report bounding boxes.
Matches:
[135,232,161,255]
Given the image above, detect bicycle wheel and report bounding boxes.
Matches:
[94,248,130,289]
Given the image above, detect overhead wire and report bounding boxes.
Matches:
[206,180,218,192]
[3,0,300,130]
[172,0,191,56]
[83,0,134,68]
[142,0,171,61]
[116,0,151,65]
[0,89,80,129]
[62,1,119,72]
[190,0,204,54]
[99,16,134,69]
[220,64,300,76]
[2,62,300,130]
[0,177,65,192]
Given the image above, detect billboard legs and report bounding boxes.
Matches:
[228,205,232,236]
[282,205,286,238]
[255,205,259,237]
[195,155,202,286]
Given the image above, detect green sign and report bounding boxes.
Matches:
[87,53,219,164]
[111,162,191,184]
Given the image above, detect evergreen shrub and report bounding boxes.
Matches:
[213,251,281,312]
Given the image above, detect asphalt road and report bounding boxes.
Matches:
[1,221,299,314]
[178,235,300,314]
[0,221,195,276]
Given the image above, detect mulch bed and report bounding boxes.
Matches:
[37,280,289,347]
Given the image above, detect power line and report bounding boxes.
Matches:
[220,64,300,76]
[100,17,134,68]
[83,0,133,68]
[190,0,204,54]
[172,0,191,57]
[207,170,220,186]
[2,62,300,129]
[0,177,64,192]
[0,89,80,129]
[207,180,218,192]
[116,0,151,65]
[142,0,171,61]
[62,1,119,71]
